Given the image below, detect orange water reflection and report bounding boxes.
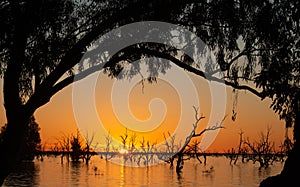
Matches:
[3,156,284,187]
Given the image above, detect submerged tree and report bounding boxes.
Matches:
[244,127,277,170]
[104,131,114,160]
[70,131,83,162]
[168,106,224,174]
[82,132,97,165]
[57,133,71,163]
[0,0,299,186]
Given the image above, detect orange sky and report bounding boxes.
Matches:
[0,68,289,152]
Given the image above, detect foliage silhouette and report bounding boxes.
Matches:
[70,131,83,162]
[0,116,41,161]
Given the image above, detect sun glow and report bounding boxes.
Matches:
[119,148,129,155]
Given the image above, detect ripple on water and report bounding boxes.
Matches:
[2,156,284,187]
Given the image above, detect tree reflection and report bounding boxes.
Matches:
[3,161,39,186]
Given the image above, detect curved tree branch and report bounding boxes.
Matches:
[39,41,265,111]
[104,42,264,98]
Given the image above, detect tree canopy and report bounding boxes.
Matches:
[0,0,298,124]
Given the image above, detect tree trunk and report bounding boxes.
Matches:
[0,1,30,184]
[260,98,300,187]
[176,154,183,174]
[0,110,31,184]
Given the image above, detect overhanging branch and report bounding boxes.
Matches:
[52,42,264,102]
[104,42,264,98]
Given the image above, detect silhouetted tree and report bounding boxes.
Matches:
[160,132,180,167]
[57,133,71,163]
[244,127,277,170]
[168,106,224,174]
[226,129,248,164]
[0,116,41,161]
[82,132,97,165]
[104,131,114,160]
[0,1,299,186]
[70,131,83,162]
[120,128,129,149]
[138,137,157,166]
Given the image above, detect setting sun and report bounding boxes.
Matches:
[119,148,129,155]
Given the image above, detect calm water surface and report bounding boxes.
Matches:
[2,156,284,187]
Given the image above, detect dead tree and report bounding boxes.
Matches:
[243,127,277,170]
[161,132,179,167]
[226,148,237,165]
[137,137,157,166]
[129,132,138,153]
[120,128,129,149]
[104,132,114,160]
[126,132,138,165]
[57,133,71,164]
[233,130,244,164]
[82,132,97,165]
[227,129,249,165]
[185,139,205,165]
[168,106,225,174]
[70,131,83,162]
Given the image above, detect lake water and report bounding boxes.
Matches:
[2,155,284,187]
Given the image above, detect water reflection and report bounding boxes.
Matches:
[120,156,125,187]
[2,156,284,187]
[71,162,82,186]
[3,161,39,187]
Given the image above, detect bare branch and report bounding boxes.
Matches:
[193,115,226,137]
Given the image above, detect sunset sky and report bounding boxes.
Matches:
[0,64,289,152]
